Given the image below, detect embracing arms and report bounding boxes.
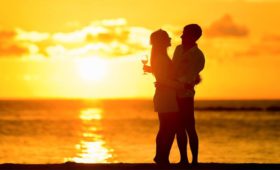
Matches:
[142,65,197,90]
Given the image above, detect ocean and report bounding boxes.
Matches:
[0,99,279,164]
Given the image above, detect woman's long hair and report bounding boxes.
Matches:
[150,29,169,72]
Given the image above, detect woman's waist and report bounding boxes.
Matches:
[154,74,174,81]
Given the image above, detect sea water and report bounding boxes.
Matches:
[0,99,279,163]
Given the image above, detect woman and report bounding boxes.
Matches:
[149,29,187,165]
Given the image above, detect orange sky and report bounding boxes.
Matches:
[0,0,280,99]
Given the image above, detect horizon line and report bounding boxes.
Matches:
[0,97,279,101]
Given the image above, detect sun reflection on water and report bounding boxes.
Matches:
[80,108,103,120]
[65,108,113,163]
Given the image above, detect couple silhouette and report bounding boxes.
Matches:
[143,24,205,166]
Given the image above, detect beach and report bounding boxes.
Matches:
[1,163,279,170]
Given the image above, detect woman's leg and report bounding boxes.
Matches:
[154,112,176,164]
[154,112,169,164]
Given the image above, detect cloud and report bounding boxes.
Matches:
[0,30,16,40]
[205,14,249,38]
[0,18,151,59]
[236,34,280,57]
[0,30,29,57]
[16,30,50,42]
[261,34,280,42]
[48,18,151,58]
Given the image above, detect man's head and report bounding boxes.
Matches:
[181,24,202,45]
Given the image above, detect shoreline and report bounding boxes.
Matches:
[0,163,279,170]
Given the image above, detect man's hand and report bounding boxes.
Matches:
[143,65,152,73]
[155,81,185,90]
[194,75,202,85]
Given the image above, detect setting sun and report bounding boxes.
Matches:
[76,58,108,82]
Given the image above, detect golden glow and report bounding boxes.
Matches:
[65,108,112,163]
[76,58,108,82]
[80,108,103,120]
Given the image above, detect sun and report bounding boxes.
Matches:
[76,58,108,82]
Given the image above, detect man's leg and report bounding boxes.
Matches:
[186,121,198,164]
[178,97,199,165]
[175,104,188,164]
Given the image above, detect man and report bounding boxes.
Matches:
[173,24,205,165]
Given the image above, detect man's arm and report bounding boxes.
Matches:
[152,62,184,90]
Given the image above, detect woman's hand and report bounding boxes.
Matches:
[143,65,152,73]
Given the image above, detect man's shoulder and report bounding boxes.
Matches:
[174,45,183,51]
[176,44,183,48]
[173,45,183,59]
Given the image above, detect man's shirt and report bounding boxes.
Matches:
[172,44,205,97]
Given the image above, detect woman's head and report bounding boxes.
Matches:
[150,29,171,69]
[150,29,171,48]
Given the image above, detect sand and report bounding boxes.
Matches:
[0,163,279,170]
